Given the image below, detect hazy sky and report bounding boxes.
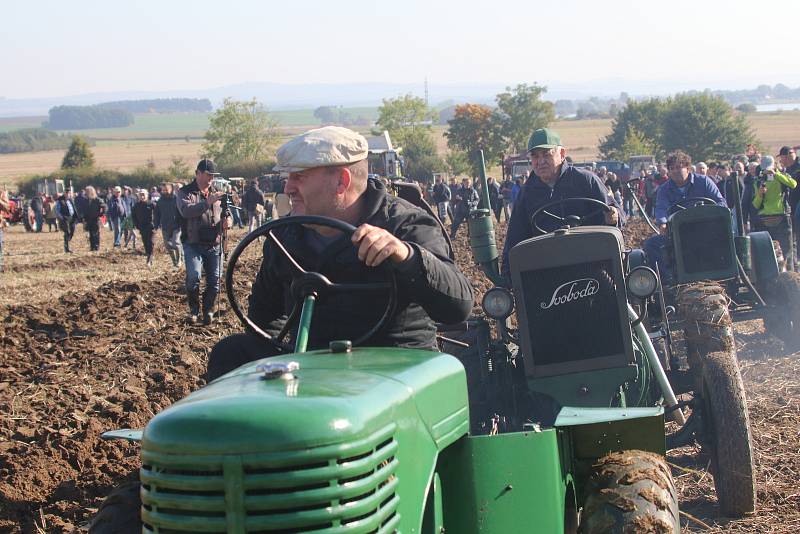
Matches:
[4,0,799,99]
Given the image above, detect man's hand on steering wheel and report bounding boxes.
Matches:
[352,223,411,267]
[605,206,619,225]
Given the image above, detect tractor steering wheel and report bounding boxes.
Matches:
[225,215,398,353]
[667,197,720,216]
[530,197,613,234]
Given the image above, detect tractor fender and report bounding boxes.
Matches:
[749,230,780,284]
[555,406,666,458]
[626,248,647,271]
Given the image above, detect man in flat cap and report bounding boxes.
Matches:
[206,126,474,380]
[177,158,230,325]
[502,128,622,279]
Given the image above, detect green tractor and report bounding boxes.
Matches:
[628,173,800,353]
[90,159,712,533]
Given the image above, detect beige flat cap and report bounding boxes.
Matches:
[274,126,369,172]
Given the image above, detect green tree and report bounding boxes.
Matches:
[600,95,757,162]
[493,83,555,154]
[314,106,337,124]
[202,98,279,167]
[445,103,504,176]
[168,155,191,180]
[446,150,471,177]
[599,98,669,160]
[736,103,757,113]
[61,135,95,169]
[616,127,658,161]
[375,94,436,147]
[662,94,755,161]
[401,131,446,183]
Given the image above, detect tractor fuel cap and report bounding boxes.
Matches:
[257,361,299,380]
[330,340,352,353]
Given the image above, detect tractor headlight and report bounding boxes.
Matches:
[482,287,514,319]
[627,266,658,299]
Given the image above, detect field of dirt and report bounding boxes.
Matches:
[1,219,799,532]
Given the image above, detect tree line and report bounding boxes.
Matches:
[25,88,761,194]
[44,105,134,130]
[95,98,212,114]
[0,128,75,154]
[189,89,762,184]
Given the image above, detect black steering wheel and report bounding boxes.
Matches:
[667,197,719,216]
[225,215,398,352]
[531,197,612,234]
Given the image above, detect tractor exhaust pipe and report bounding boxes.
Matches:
[468,150,504,286]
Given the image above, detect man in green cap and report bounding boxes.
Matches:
[501,128,622,279]
[206,126,474,380]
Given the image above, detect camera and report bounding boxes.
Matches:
[757,170,774,189]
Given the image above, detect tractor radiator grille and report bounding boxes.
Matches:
[677,216,733,274]
[520,259,625,365]
[140,423,399,533]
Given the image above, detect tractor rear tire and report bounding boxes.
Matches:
[88,480,142,534]
[581,450,679,534]
[763,271,800,352]
[699,351,756,517]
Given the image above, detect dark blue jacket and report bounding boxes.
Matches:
[502,163,620,278]
[107,195,127,219]
[653,174,725,224]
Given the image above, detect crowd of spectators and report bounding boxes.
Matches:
[0,178,278,271]
[2,144,799,274]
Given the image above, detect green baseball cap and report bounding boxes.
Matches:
[527,128,561,152]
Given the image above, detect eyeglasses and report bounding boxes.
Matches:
[528,148,556,161]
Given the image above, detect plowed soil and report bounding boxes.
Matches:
[1,218,799,532]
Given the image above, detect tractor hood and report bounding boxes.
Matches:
[142,347,468,455]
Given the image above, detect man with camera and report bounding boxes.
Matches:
[177,158,231,325]
[753,154,797,268]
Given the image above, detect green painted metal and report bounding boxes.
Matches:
[563,408,666,458]
[467,149,503,285]
[554,406,664,426]
[529,365,638,408]
[736,235,752,272]
[140,347,469,533]
[468,214,499,262]
[476,149,492,215]
[670,205,738,283]
[421,472,444,534]
[437,431,568,534]
[294,294,316,353]
[750,230,780,284]
[100,428,142,442]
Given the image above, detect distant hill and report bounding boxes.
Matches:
[95,98,212,114]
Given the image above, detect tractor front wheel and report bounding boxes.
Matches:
[763,271,800,352]
[678,282,734,373]
[699,351,756,517]
[581,450,679,534]
[88,480,142,534]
